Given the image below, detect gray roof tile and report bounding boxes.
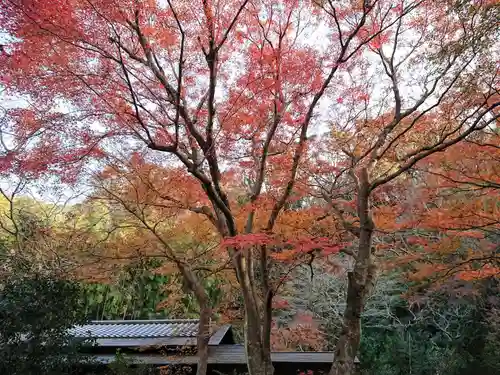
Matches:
[69,319,199,339]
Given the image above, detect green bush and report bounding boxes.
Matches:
[0,275,94,375]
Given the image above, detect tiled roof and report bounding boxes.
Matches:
[70,319,199,339]
[68,320,234,349]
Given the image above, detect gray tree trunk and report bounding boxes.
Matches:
[329,170,377,375]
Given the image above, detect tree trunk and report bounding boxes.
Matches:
[244,304,274,375]
[329,257,376,375]
[329,169,377,375]
[179,266,212,375]
[196,303,211,375]
[234,245,274,375]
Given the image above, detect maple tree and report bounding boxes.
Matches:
[307,1,499,373]
[92,154,338,363]
[92,156,233,375]
[1,0,499,375]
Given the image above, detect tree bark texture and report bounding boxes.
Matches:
[239,249,274,375]
[330,169,377,375]
[179,266,212,375]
